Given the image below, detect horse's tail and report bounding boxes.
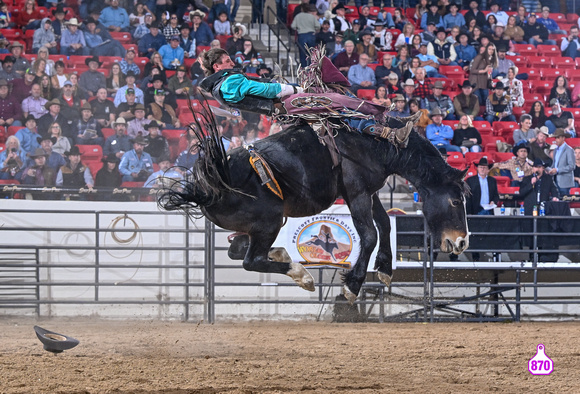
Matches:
[158,99,234,212]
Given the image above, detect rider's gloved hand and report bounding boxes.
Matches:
[277,84,303,97]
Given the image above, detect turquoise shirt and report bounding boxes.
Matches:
[219,73,282,103]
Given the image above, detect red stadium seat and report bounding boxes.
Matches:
[110,32,133,44]
[493,176,511,188]
[494,152,514,163]
[101,128,115,140]
[512,107,526,119]
[357,89,375,100]
[498,186,520,195]
[567,13,580,23]
[77,145,103,162]
[506,55,528,68]
[8,126,24,136]
[570,188,580,195]
[552,57,576,70]
[472,120,492,134]
[465,152,492,166]
[538,45,561,57]
[514,43,536,56]
[345,5,359,17]
[550,13,566,22]
[482,135,505,152]
[196,45,210,56]
[120,181,145,188]
[541,68,565,81]
[439,65,464,78]
[532,81,552,95]
[526,56,551,68]
[525,68,542,81]
[216,34,231,48]
[446,152,466,170]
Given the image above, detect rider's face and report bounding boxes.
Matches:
[213,54,235,72]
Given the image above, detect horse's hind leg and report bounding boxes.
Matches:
[371,193,393,286]
[243,228,315,292]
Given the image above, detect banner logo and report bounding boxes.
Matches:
[295,219,355,268]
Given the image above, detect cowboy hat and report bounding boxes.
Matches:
[132,103,146,113]
[474,157,493,168]
[332,3,346,12]
[432,80,445,89]
[84,55,102,67]
[102,153,120,164]
[532,158,546,167]
[51,4,68,15]
[233,22,248,37]
[34,326,79,354]
[131,135,149,146]
[190,10,206,19]
[8,41,24,50]
[37,135,57,145]
[28,148,50,158]
[402,78,416,87]
[429,108,445,118]
[393,94,405,102]
[512,142,530,155]
[0,79,8,87]
[458,80,476,89]
[65,18,82,26]
[537,126,549,136]
[44,98,61,110]
[144,120,162,129]
[493,81,507,90]
[113,117,127,126]
[65,145,82,156]
[157,154,172,163]
[553,128,572,138]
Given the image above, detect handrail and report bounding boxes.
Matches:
[263,5,296,77]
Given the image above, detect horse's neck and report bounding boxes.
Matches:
[389,137,446,190]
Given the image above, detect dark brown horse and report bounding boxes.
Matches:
[160,112,469,302]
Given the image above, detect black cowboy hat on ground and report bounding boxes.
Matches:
[34,326,79,353]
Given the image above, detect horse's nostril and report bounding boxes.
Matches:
[458,240,465,250]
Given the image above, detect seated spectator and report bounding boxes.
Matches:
[427,81,454,119]
[22,83,48,120]
[175,137,200,172]
[116,89,139,119]
[48,122,71,157]
[330,4,352,34]
[179,25,196,59]
[213,11,231,36]
[147,89,180,129]
[20,148,56,187]
[446,26,461,46]
[493,45,514,79]
[104,118,131,158]
[426,108,461,153]
[106,63,126,97]
[515,5,527,25]
[561,26,580,60]
[420,1,443,30]
[91,88,116,128]
[549,76,572,109]
[443,3,465,31]
[159,35,185,70]
[55,145,94,190]
[75,103,104,146]
[333,40,360,77]
[420,22,437,44]
[464,0,486,29]
[0,57,20,83]
[15,115,41,155]
[372,85,391,107]
[15,0,41,30]
[120,49,141,77]
[427,27,457,66]
[574,147,580,187]
[358,5,377,29]
[79,56,106,98]
[144,75,167,106]
[485,81,515,124]
[413,67,432,103]
[401,78,418,102]
[395,23,416,49]
[162,13,181,42]
[114,72,144,107]
[356,31,377,61]
[0,79,22,127]
[393,46,410,73]
[547,129,576,195]
[9,42,30,77]
[454,80,482,121]
[375,53,401,86]
[501,66,525,109]
[30,58,48,81]
[57,80,84,136]
[371,22,393,52]
[51,61,70,90]
[40,74,58,101]
[225,26,245,58]
[95,153,122,189]
[456,33,476,70]
[524,12,556,46]
[388,94,410,117]
[84,17,126,58]
[33,18,58,54]
[37,99,66,136]
[99,0,130,32]
[513,114,536,145]
[488,2,508,26]
[416,42,445,78]
[530,100,548,129]
[143,121,169,163]
[537,6,567,35]
[11,69,38,105]
[127,104,150,139]
[529,126,553,167]
[316,20,335,55]
[167,66,192,100]
[133,12,153,41]
[190,10,214,47]
[402,57,420,81]
[347,54,375,95]
[138,21,167,58]
[143,52,168,84]
[119,135,154,182]
[33,48,55,76]
[453,114,482,154]
[145,154,183,188]
[546,99,576,136]
[504,15,525,43]
[492,142,534,186]
[408,98,431,137]
[235,39,263,73]
[490,22,510,51]
[61,18,90,56]
[0,135,26,180]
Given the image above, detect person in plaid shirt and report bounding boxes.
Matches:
[492,142,534,186]
[427,80,455,119]
[413,67,432,106]
[485,81,515,124]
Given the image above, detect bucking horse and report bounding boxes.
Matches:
[158,102,470,303]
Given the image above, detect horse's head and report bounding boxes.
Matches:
[420,171,469,255]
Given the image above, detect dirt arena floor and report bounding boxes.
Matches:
[1,318,579,393]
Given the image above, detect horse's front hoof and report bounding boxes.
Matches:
[377,271,392,287]
[287,262,315,292]
[342,285,357,304]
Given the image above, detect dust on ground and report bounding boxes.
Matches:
[1,318,578,393]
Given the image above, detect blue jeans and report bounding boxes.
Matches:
[251,0,265,23]
[529,38,557,46]
[426,70,447,78]
[545,121,577,137]
[435,143,462,152]
[297,32,316,67]
[231,0,241,21]
[485,114,516,124]
[475,88,489,105]
[377,13,395,28]
[61,46,90,56]
[209,4,230,24]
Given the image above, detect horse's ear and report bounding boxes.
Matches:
[459,168,469,180]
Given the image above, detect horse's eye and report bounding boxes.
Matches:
[451,199,460,207]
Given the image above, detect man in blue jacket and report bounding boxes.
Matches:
[119,135,154,182]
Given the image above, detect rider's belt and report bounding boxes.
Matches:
[246,145,284,200]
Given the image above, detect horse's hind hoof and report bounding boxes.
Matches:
[377,271,392,287]
[287,262,315,292]
[342,285,357,304]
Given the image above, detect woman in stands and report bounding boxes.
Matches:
[40,74,58,100]
[461,18,477,38]
[446,26,461,45]
[95,154,123,200]
[504,15,525,43]
[106,63,126,97]
[31,59,48,80]
[394,46,410,75]
[35,47,55,76]
[484,14,497,35]
[408,98,431,138]
[15,0,42,31]
[453,114,482,155]
[372,85,391,107]
[530,101,548,129]
[69,73,88,102]
[410,35,423,57]
[468,26,483,52]
[0,136,26,180]
[392,8,409,32]
[49,122,71,157]
[402,57,420,81]
[469,43,497,105]
[143,51,168,84]
[394,23,416,49]
[549,76,572,108]
[235,39,263,73]
[415,0,429,22]
[501,66,525,108]
[51,61,69,89]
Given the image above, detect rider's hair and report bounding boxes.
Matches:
[200,48,229,76]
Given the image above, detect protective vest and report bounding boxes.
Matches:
[433,41,452,60]
[61,164,86,188]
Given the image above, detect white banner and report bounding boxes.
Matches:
[272,213,396,271]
